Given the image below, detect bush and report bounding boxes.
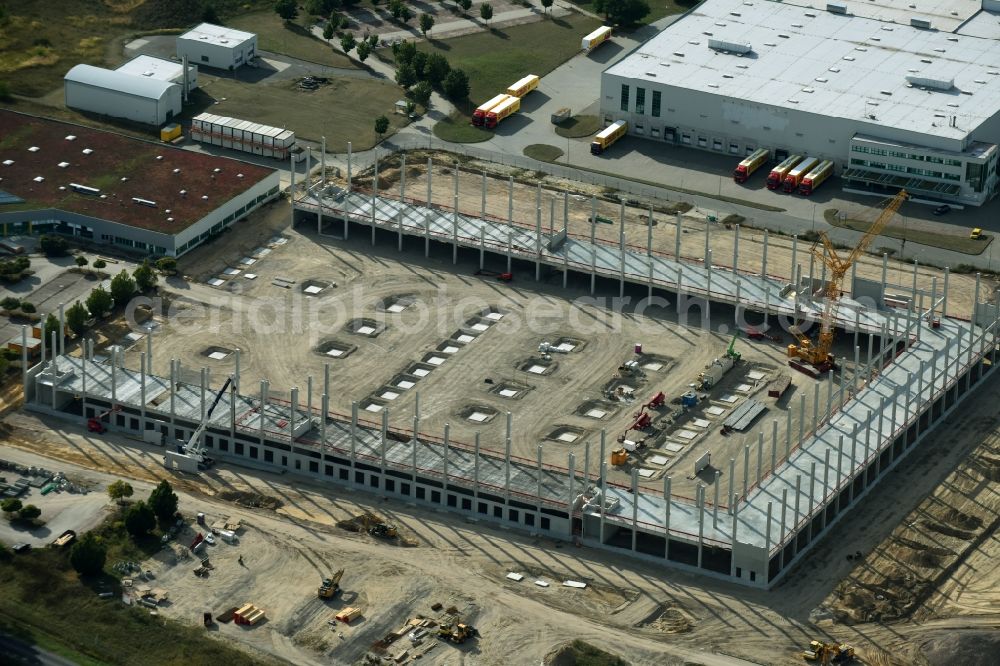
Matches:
[69,533,107,577]
[39,234,69,257]
[155,257,178,274]
[19,301,35,313]
[92,259,107,270]
[124,501,156,538]
[18,504,41,521]
[442,69,470,101]
[0,296,20,311]
[133,261,157,292]
[411,80,432,107]
[74,255,89,268]
[2,498,22,514]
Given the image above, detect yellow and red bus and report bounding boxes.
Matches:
[733,148,770,183]
[590,120,627,155]
[766,155,803,190]
[799,160,834,195]
[472,94,512,127]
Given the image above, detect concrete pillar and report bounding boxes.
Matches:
[381,409,389,470]
[199,367,206,421]
[56,304,65,357]
[290,387,299,443]
[442,423,450,482]
[590,196,597,295]
[808,461,818,517]
[793,475,802,533]
[942,266,950,318]
[39,314,46,368]
[599,462,608,544]
[411,416,418,473]
[584,441,591,486]
[771,420,778,473]
[453,195,459,265]
[697,485,705,568]
[289,153,297,225]
[345,141,352,192]
[780,488,788,542]
[139,352,147,424]
[813,383,820,432]
[733,224,740,271]
[320,394,328,447]
[474,433,481,497]
[507,177,514,273]
[730,493,739,577]
[798,393,806,448]
[424,157,432,255]
[350,401,358,464]
[535,205,542,281]
[566,451,575,534]
[371,155,379,246]
[599,429,607,485]
[825,370,834,423]
[675,212,682,260]
[479,226,485,270]
[713,469,721,527]
[765,501,773,554]
[619,200,626,298]
[742,443,750,500]
[664,476,672,559]
[704,217,710,267]
[791,234,798,281]
[728,457,735,515]
[761,229,769,277]
[20,326,28,397]
[785,407,792,459]
[259,380,269,443]
[756,432,763,485]
[481,169,487,219]
[824,447,832,500]
[631,468,639,552]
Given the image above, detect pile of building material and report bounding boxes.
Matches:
[234,603,266,626]
[335,606,362,624]
[767,374,792,398]
[721,399,767,433]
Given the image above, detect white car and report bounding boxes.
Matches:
[204,534,215,545]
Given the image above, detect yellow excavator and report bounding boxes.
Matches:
[318,569,344,599]
[788,190,908,375]
[803,640,855,664]
[437,615,477,644]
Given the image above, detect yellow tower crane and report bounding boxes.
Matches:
[788,190,908,373]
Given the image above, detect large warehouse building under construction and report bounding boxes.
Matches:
[601,0,1000,206]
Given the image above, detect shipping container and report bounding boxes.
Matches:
[190,113,302,161]
[472,94,512,127]
[766,154,804,190]
[485,95,521,129]
[733,148,769,183]
[160,123,182,142]
[782,157,820,193]
[798,160,834,195]
[582,26,612,52]
[590,120,627,155]
[506,74,540,98]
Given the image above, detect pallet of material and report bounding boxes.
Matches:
[216,606,238,623]
[335,606,362,623]
[767,374,791,398]
[722,399,767,431]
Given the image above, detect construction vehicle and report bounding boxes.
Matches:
[357,513,398,539]
[743,326,782,343]
[581,26,612,53]
[782,157,820,193]
[798,160,834,195]
[474,268,513,282]
[87,405,120,434]
[472,93,512,127]
[163,376,234,472]
[733,148,770,183]
[591,120,627,155]
[484,95,521,129]
[766,154,804,190]
[506,74,539,98]
[725,332,741,362]
[438,616,476,644]
[787,190,908,375]
[970,227,984,240]
[802,640,855,664]
[318,569,344,599]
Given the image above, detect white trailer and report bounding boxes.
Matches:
[190,113,304,161]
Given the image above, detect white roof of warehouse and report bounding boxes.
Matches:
[64,64,177,99]
[605,0,1000,140]
[115,55,187,82]
[955,9,1000,40]
[179,22,256,47]
[783,0,980,33]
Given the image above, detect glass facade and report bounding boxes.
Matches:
[620,85,629,112]
[651,90,661,118]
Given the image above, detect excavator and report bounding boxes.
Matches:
[87,406,120,433]
[802,640,855,664]
[437,615,477,644]
[788,190,908,376]
[318,569,344,599]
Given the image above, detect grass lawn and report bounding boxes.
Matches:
[228,11,357,69]
[0,0,270,98]
[568,0,693,26]
[190,75,408,152]
[824,209,991,256]
[555,114,601,139]
[524,144,564,161]
[0,510,278,666]
[390,13,601,111]
[433,113,494,143]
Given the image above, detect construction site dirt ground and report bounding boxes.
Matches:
[128,201,874,499]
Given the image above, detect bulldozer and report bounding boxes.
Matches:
[318,569,344,599]
[802,640,855,664]
[437,616,477,644]
[358,513,398,539]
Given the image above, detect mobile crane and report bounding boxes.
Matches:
[163,376,233,472]
[788,190,907,375]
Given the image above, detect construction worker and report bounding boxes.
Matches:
[238,555,244,566]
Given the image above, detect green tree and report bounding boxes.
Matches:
[389,0,403,18]
[202,2,221,23]
[39,234,68,257]
[66,301,89,335]
[1,498,22,515]
[395,63,417,88]
[86,286,113,318]
[368,34,378,48]
[459,0,471,12]
[107,480,134,504]
[411,50,428,79]
[323,20,335,40]
[392,41,417,68]
[124,501,156,538]
[70,533,107,577]
[425,53,450,87]
[18,504,41,521]
[340,32,356,53]
[356,40,371,62]
[411,80,433,107]
[274,0,298,21]
[92,259,107,270]
[593,0,649,25]
[75,255,88,268]
[43,313,61,341]
[155,257,178,274]
[400,6,412,21]
[0,297,19,311]
[374,115,390,140]
[480,2,492,24]
[133,261,157,292]
[19,301,35,313]
[109,269,136,307]
[419,12,434,36]
[442,68,470,101]
[541,0,552,13]
[148,480,179,523]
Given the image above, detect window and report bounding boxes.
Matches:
[620,84,630,112]
[265,450,273,463]
[431,490,441,503]
[730,143,739,154]
[250,447,258,460]
[681,133,691,145]
[525,513,535,526]
[493,506,503,518]
[386,479,395,492]
[447,494,457,507]
[325,464,333,476]
[401,483,411,495]
[478,502,488,515]
[235,442,244,456]
[634,124,644,134]
[339,468,348,480]
[306,460,316,473]
[218,440,228,452]
[713,139,723,151]
[201,56,209,62]
[416,487,426,500]
[651,90,661,117]
[369,475,379,488]
[635,87,645,114]
[461,498,472,510]
[697,137,707,148]
[294,459,300,470]
[509,509,519,522]
[355,471,364,484]
[540,517,550,530]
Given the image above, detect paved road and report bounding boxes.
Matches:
[0,631,79,666]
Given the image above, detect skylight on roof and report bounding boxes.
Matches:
[28,146,39,152]
[33,176,44,182]
[2,160,13,166]
[82,148,93,155]
[58,162,69,168]
[64,135,76,141]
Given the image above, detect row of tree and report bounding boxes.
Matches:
[393,41,469,102]
[1,498,42,523]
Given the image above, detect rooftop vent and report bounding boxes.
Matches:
[156,155,164,160]
[646,71,657,77]
[173,168,181,174]
[64,135,76,141]
[947,103,959,108]
[829,67,841,72]
[201,195,209,200]
[802,88,815,93]
[703,31,713,36]
[920,58,933,64]
[736,64,749,69]
[826,2,847,14]
[33,176,44,182]
[906,75,954,91]
[2,160,13,166]
[764,42,777,47]
[237,173,244,178]
[947,37,958,42]
[70,183,100,196]
[881,26,894,31]
[910,18,931,29]
[82,148,93,155]
[673,51,685,57]
[791,23,803,28]
[805,12,816,17]
[142,71,154,77]
[933,48,945,53]
[28,146,39,152]
[166,217,174,223]
[688,40,699,45]
[723,74,734,78]
[778,33,790,38]
[855,47,867,51]
[788,99,800,104]
[132,197,157,207]
[871,37,881,42]
[715,22,726,27]
[974,79,986,84]
[708,83,719,88]
[213,168,221,173]
[180,189,187,195]
[121,177,128,182]
[58,162,69,168]
[815,77,828,82]
[880,90,892,95]
[708,39,752,54]
[843,55,855,61]
[730,11,741,16]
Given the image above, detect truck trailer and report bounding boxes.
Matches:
[190,113,304,161]
[733,148,770,183]
[766,155,803,190]
[581,26,612,53]
[506,75,539,99]
[484,95,520,128]
[590,120,627,155]
[782,157,820,193]
[798,160,834,195]
[472,93,512,127]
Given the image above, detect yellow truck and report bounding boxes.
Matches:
[582,26,612,53]
[591,120,627,155]
[506,74,539,98]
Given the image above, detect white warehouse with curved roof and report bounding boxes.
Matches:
[601,0,1000,206]
[64,63,182,126]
